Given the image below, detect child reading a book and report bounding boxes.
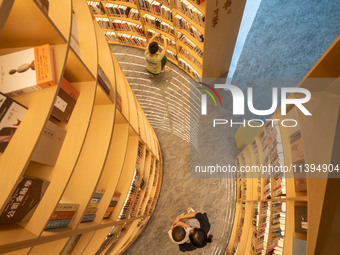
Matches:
[168,208,213,252]
[145,33,171,78]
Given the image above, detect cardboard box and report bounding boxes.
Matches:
[0,92,28,153]
[0,44,57,96]
[52,78,79,123]
[31,120,66,166]
[0,176,49,224]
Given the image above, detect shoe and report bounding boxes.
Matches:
[187,207,195,213]
[149,73,154,78]
[161,66,171,72]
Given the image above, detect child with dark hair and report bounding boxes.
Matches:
[189,228,213,248]
[145,33,170,78]
[168,208,213,252]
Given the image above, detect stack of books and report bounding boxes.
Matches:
[118,168,140,219]
[178,58,201,79]
[173,0,205,26]
[251,202,260,252]
[88,1,105,15]
[112,20,145,36]
[269,202,286,255]
[174,14,204,42]
[232,202,246,253]
[81,188,105,223]
[179,47,202,68]
[116,33,147,47]
[105,4,133,17]
[257,201,271,254]
[139,0,173,22]
[129,9,140,20]
[45,202,79,230]
[177,32,203,57]
[103,191,121,219]
[95,17,113,29]
[105,31,117,41]
[143,14,174,35]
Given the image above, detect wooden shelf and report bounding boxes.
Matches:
[228,36,340,255]
[109,16,142,25]
[103,0,137,9]
[0,0,163,253]
[140,9,173,26]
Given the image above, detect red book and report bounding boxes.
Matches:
[50,210,76,221]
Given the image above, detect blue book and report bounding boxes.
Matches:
[45,218,71,230]
[81,214,96,223]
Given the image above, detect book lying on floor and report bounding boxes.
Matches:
[0,176,49,224]
[0,44,57,96]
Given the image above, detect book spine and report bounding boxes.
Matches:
[84,207,98,215]
[81,214,96,223]
[50,211,76,221]
[55,203,79,212]
[45,218,72,230]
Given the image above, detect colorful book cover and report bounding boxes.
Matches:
[0,44,57,96]
[50,210,77,221]
[81,214,96,223]
[45,218,72,230]
[0,177,49,224]
[54,203,79,212]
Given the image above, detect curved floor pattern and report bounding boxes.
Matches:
[110,45,236,255]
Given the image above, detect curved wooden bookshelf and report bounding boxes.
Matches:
[226,35,340,255]
[89,0,246,79]
[0,0,163,254]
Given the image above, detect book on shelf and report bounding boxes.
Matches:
[0,92,28,153]
[52,77,79,123]
[88,1,105,15]
[173,0,205,26]
[45,218,72,230]
[174,14,204,42]
[60,234,82,255]
[118,169,140,219]
[31,120,67,166]
[294,205,307,234]
[81,187,105,223]
[45,202,79,230]
[97,65,112,96]
[103,191,121,219]
[0,176,49,224]
[36,0,49,14]
[0,44,57,97]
